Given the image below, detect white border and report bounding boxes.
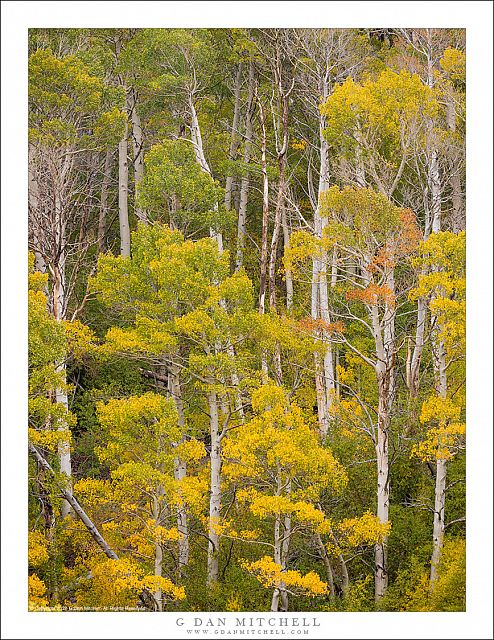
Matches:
[1,2,492,639]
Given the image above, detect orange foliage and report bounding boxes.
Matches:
[297,318,346,335]
[346,284,396,306]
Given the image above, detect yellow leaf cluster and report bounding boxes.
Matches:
[28,574,49,610]
[28,531,49,568]
[242,556,328,597]
[337,511,391,548]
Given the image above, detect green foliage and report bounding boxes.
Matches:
[29,48,125,148]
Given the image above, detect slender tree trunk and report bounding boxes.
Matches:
[118,104,131,257]
[28,145,46,273]
[312,109,334,436]
[446,96,464,232]
[130,90,147,223]
[315,532,335,598]
[152,493,164,611]
[258,97,269,315]
[271,513,282,611]
[52,179,72,518]
[374,374,390,601]
[407,294,427,397]
[281,206,293,311]
[189,96,223,252]
[365,264,395,602]
[430,456,447,587]
[279,484,292,612]
[207,392,221,586]
[225,63,243,212]
[355,124,366,188]
[29,443,118,560]
[430,293,449,588]
[98,148,112,253]
[168,361,189,573]
[236,62,255,272]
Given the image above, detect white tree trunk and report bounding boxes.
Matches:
[446,96,464,232]
[152,494,164,611]
[407,294,427,397]
[168,361,189,573]
[28,146,47,273]
[430,456,447,586]
[130,90,147,224]
[281,206,293,311]
[235,62,255,272]
[29,443,118,559]
[118,114,131,257]
[312,111,334,436]
[189,97,223,252]
[52,180,72,518]
[258,97,269,315]
[430,293,449,588]
[225,63,243,212]
[374,377,390,601]
[207,392,221,586]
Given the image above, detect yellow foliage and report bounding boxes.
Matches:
[413,395,465,461]
[337,511,391,548]
[28,574,49,609]
[440,48,466,82]
[141,575,186,600]
[412,423,466,462]
[420,396,461,425]
[28,531,49,568]
[242,556,328,597]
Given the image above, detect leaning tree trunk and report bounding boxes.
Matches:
[189,96,223,253]
[29,443,118,560]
